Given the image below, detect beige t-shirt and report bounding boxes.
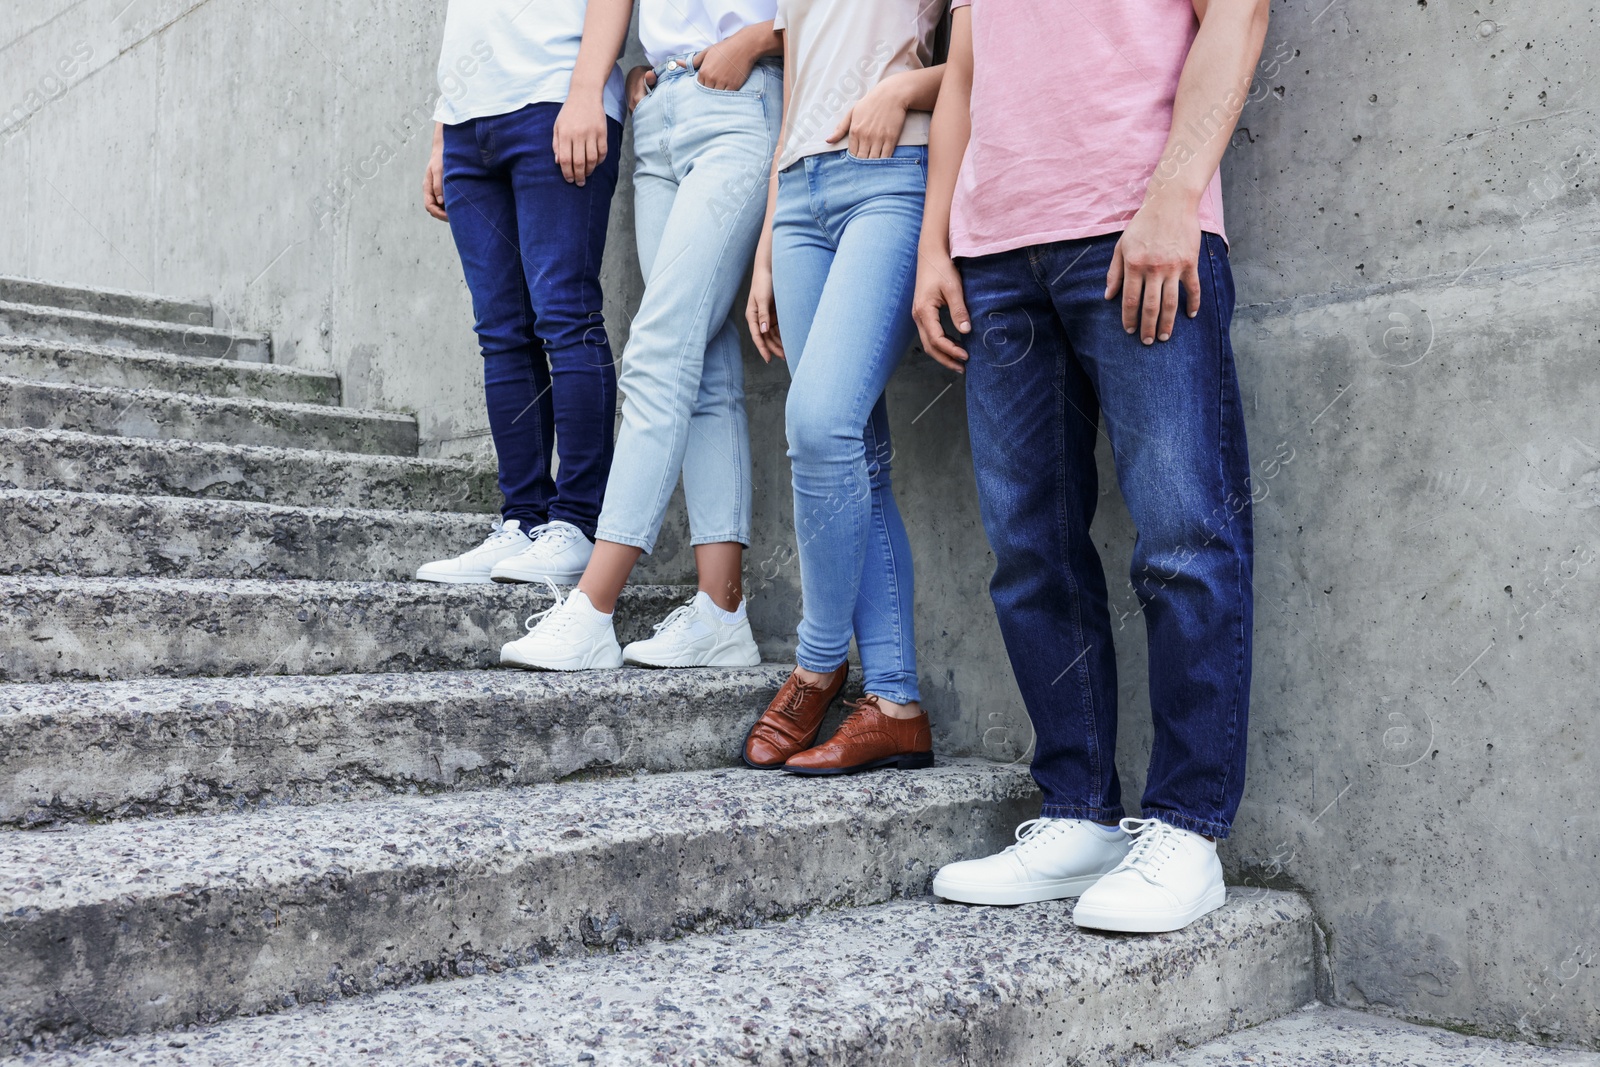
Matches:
[773,0,946,171]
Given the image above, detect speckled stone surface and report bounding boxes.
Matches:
[1160,1004,1600,1065]
[0,277,212,327]
[0,376,416,456]
[0,576,692,681]
[0,428,497,511]
[0,488,497,581]
[0,300,268,362]
[0,761,1038,1046]
[0,666,791,824]
[14,891,1312,1066]
[0,338,339,405]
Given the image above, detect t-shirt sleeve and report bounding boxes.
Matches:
[773,2,787,31]
[949,0,969,8]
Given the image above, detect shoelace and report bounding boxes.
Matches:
[1004,817,1075,859]
[1113,817,1183,881]
[526,523,578,550]
[481,521,526,549]
[523,578,572,634]
[649,601,700,636]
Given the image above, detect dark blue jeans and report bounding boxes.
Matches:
[442,103,621,537]
[960,232,1253,839]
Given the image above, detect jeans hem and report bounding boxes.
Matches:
[863,687,920,706]
[1140,808,1232,840]
[794,651,849,675]
[1038,802,1127,824]
[594,529,654,554]
[688,532,750,548]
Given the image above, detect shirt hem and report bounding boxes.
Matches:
[951,220,1228,260]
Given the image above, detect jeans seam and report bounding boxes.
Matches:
[1205,234,1247,828]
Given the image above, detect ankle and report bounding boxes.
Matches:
[870,695,922,720]
[575,583,617,615]
[793,665,833,687]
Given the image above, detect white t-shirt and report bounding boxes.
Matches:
[434,0,625,125]
[774,0,946,171]
[639,0,776,69]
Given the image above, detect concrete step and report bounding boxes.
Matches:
[0,377,418,456]
[16,889,1314,1064]
[1157,1004,1599,1066]
[0,275,213,327]
[0,300,267,362]
[0,489,499,581]
[0,576,690,682]
[0,666,791,825]
[0,428,497,512]
[0,337,340,406]
[0,761,1037,1046]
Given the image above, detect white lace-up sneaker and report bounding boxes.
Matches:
[932,817,1132,906]
[416,519,531,584]
[499,583,623,671]
[1072,817,1227,932]
[621,591,761,668]
[490,520,595,584]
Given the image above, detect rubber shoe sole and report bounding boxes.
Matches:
[414,568,493,584]
[490,566,587,584]
[622,638,761,669]
[1071,882,1228,933]
[499,640,623,672]
[781,751,934,777]
[931,872,1106,907]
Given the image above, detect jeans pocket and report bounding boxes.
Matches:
[692,70,764,99]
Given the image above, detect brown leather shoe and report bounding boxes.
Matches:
[782,695,934,776]
[742,664,850,769]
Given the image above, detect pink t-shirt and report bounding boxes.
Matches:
[948,0,1226,259]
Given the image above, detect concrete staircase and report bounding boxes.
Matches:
[0,276,1316,1064]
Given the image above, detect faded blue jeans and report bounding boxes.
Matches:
[770,146,925,705]
[960,232,1252,838]
[593,56,782,552]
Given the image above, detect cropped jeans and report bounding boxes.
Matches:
[441,102,621,538]
[593,56,783,552]
[959,232,1253,838]
[770,146,926,705]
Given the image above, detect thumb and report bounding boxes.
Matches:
[825,108,853,144]
[1183,261,1202,318]
[645,70,657,88]
[1105,242,1125,299]
[945,277,971,334]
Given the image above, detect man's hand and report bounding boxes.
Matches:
[745,251,784,363]
[625,64,656,112]
[552,96,609,186]
[1105,192,1202,344]
[423,122,448,221]
[693,34,759,91]
[913,247,971,373]
[826,77,911,159]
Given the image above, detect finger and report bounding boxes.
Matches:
[1105,242,1124,300]
[646,71,657,89]
[746,302,771,362]
[944,277,972,337]
[916,303,970,371]
[826,110,852,144]
[556,137,574,184]
[1157,272,1180,342]
[1183,260,1202,318]
[1121,267,1141,334]
[1140,275,1164,345]
[768,324,785,360]
[593,130,608,165]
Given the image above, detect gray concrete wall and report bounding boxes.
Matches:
[3,0,1596,1047]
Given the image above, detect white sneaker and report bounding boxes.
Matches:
[416,519,531,584]
[932,818,1132,906]
[1072,817,1227,932]
[621,591,761,668]
[490,520,595,584]
[500,584,623,671]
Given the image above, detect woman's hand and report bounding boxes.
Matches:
[827,76,912,159]
[745,240,784,363]
[625,65,656,112]
[423,123,448,221]
[693,33,760,91]
[552,95,609,186]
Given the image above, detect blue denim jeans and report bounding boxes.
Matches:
[771,147,925,705]
[442,102,622,538]
[959,232,1252,838]
[593,57,782,552]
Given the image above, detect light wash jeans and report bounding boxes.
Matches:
[593,55,782,552]
[770,146,926,704]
